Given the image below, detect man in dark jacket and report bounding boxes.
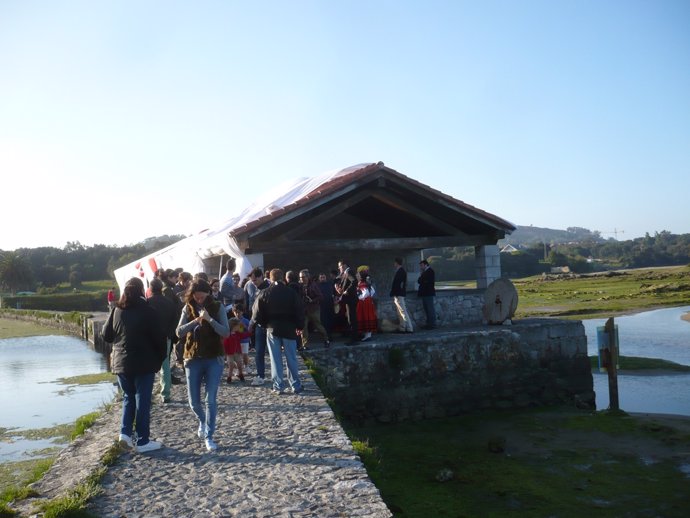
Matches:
[248,268,271,386]
[161,270,185,384]
[390,257,414,333]
[298,269,330,349]
[147,278,179,403]
[417,259,436,329]
[317,272,335,343]
[252,268,305,394]
[335,259,360,344]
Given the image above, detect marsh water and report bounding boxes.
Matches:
[1,306,689,463]
[0,335,116,462]
[583,305,690,416]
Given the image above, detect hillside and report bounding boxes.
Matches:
[499,225,608,247]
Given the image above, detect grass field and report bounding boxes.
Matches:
[512,265,690,319]
[0,318,69,339]
[347,408,690,517]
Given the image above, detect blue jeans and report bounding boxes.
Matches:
[267,331,302,392]
[254,325,267,379]
[185,356,224,440]
[421,296,436,327]
[117,372,155,446]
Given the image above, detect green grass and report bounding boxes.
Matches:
[0,405,114,515]
[346,409,690,517]
[3,424,72,444]
[589,355,690,372]
[0,458,52,516]
[38,468,104,518]
[47,280,114,295]
[71,413,100,441]
[0,317,69,340]
[56,373,116,386]
[512,265,690,319]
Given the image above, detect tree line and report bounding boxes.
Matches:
[427,230,690,281]
[1,230,689,294]
[0,235,184,294]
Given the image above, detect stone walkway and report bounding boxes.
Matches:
[15,354,392,518]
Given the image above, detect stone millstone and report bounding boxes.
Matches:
[483,277,518,324]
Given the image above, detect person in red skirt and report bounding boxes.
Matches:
[355,266,378,342]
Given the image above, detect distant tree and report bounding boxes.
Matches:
[64,241,85,253]
[69,270,82,288]
[500,251,548,278]
[569,255,594,274]
[38,264,61,287]
[547,251,569,267]
[0,251,34,294]
[69,264,83,288]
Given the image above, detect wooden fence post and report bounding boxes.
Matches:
[603,317,620,410]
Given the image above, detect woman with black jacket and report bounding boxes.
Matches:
[102,277,166,453]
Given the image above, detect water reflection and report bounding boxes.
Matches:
[583,305,690,366]
[0,335,116,431]
[582,306,690,416]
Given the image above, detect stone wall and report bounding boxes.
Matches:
[306,319,594,424]
[375,290,485,328]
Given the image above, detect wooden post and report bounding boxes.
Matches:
[604,317,619,410]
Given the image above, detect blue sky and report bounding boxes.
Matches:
[1,0,688,250]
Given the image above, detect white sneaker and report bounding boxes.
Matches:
[251,376,265,386]
[118,434,133,449]
[197,422,206,439]
[205,438,218,452]
[136,440,163,453]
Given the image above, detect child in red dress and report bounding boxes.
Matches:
[223,317,251,382]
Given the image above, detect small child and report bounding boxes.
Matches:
[232,303,252,373]
[223,316,251,383]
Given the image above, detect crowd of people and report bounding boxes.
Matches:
[102,256,436,454]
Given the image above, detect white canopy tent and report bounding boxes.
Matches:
[113,163,373,293]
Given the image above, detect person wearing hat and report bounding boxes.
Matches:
[356,265,377,342]
[418,259,436,329]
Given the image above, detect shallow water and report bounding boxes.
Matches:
[0,335,116,462]
[583,305,690,365]
[592,372,690,416]
[582,306,690,415]
[2,308,689,463]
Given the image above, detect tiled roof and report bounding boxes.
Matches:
[230,162,515,237]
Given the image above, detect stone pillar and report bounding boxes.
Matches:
[404,251,420,292]
[240,253,264,277]
[475,245,501,289]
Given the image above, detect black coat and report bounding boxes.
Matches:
[338,269,358,303]
[252,281,305,339]
[417,267,436,297]
[102,298,166,376]
[390,267,407,297]
[147,292,178,341]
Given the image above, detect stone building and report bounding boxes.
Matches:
[226,161,515,292]
[116,161,516,326]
